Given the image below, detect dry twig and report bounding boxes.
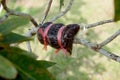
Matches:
[1,0,38,26]
[86,19,114,29]
[49,0,74,22]
[74,38,120,62]
[98,29,120,47]
[40,0,53,24]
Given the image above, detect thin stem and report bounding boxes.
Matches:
[49,0,74,22]
[40,0,53,24]
[1,0,38,27]
[98,29,120,48]
[26,41,32,52]
[86,19,114,29]
[74,38,120,62]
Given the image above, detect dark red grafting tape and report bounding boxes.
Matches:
[56,26,67,54]
[38,23,53,50]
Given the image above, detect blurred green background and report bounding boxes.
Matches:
[1,0,120,80]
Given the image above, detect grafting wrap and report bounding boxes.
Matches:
[37,22,80,55]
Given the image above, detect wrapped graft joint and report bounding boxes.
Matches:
[37,22,80,55]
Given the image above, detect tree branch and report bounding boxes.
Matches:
[98,29,120,48]
[1,0,9,12]
[74,38,120,62]
[26,41,32,52]
[86,19,114,29]
[20,15,120,63]
[1,0,38,26]
[49,0,74,22]
[25,27,39,52]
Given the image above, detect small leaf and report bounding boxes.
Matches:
[1,32,32,45]
[0,47,55,80]
[114,0,120,21]
[0,16,29,35]
[59,0,64,10]
[0,55,17,79]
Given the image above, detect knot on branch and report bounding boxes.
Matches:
[91,44,101,51]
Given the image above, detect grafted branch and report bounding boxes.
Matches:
[0,0,120,63]
[25,18,120,62]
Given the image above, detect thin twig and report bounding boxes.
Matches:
[25,27,39,52]
[9,11,38,26]
[86,19,114,29]
[1,0,38,26]
[40,0,53,24]
[74,38,120,62]
[1,0,9,12]
[98,29,120,48]
[26,41,32,52]
[49,0,74,22]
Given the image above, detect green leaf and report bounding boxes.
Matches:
[38,60,56,68]
[0,16,29,35]
[0,47,55,80]
[0,32,32,45]
[114,0,120,21]
[59,0,64,10]
[0,55,17,79]
[14,71,35,80]
[2,47,37,59]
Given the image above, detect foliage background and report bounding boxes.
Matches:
[1,0,120,80]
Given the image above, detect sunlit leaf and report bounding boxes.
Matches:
[114,0,120,21]
[0,16,29,35]
[0,55,17,79]
[0,47,55,80]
